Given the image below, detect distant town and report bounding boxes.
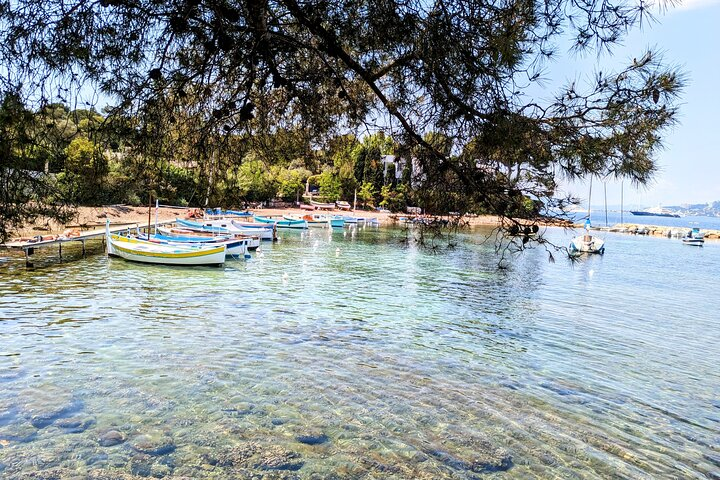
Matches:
[655,201,720,217]
[589,201,720,217]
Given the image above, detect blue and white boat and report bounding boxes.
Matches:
[682,228,704,246]
[254,215,308,229]
[136,230,251,257]
[205,208,254,218]
[106,222,226,266]
[335,215,358,225]
[176,218,271,243]
[569,231,605,255]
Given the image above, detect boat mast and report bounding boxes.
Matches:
[620,181,624,224]
[604,181,608,226]
[587,176,593,221]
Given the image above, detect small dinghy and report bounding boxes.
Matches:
[569,234,605,255]
[682,227,704,246]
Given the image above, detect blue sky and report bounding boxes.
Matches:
[557,0,720,208]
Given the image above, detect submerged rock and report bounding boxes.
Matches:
[19,387,82,429]
[130,431,176,456]
[255,445,303,471]
[85,452,109,466]
[217,442,304,472]
[129,454,153,477]
[427,447,513,473]
[295,429,329,445]
[222,402,256,416]
[0,421,38,443]
[56,415,95,434]
[98,429,127,447]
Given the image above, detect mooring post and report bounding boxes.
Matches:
[82,239,86,256]
[59,242,62,259]
[24,248,33,268]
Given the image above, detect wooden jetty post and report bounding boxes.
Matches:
[3,220,175,267]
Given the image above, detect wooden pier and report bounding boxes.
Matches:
[1,221,175,266]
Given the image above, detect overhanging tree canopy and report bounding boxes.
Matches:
[0,0,683,240]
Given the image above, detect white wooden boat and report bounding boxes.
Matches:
[176,218,273,242]
[283,214,330,227]
[310,200,335,210]
[136,230,250,257]
[336,215,359,224]
[682,228,704,246]
[105,222,226,266]
[569,232,605,255]
[254,215,308,229]
[336,201,352,211]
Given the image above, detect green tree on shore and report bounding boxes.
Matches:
[0,0,685,243]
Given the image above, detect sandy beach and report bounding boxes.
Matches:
[6,204,718,242]
[6,204,510,241]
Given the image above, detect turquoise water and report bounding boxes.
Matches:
[0,227,719,479]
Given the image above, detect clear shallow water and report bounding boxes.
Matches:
[0,227,719,479]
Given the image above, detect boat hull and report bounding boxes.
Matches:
[569,235,605,255]
[682,238,704,246]
[107,234,226,266]
[139,233,250,256]
[176,218,273,241]
[310,200,335,210]
[254,216,308,229]
[630,211,680,218]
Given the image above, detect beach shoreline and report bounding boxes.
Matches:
[5,205,718,242]
[5,205,513,241]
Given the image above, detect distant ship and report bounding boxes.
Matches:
[630,207,680,218]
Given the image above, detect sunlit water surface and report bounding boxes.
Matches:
[1,226,718,479]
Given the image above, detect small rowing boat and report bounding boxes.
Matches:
[310,200,335,210]
[105,221,226,266]
[254,215,308,229]
[136,230,250,257]
[682,227,704,246]
[283,214,330,227]
[176,218,272,242]
[569,232,605,255]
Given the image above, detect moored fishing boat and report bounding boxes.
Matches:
[336,215,359,224]
[205,208,254,218]
[568,232,605,255]
[105,222,226,266]
[136,230,251,257]
[254,215,308,229]
[310,200,335,210]
[229,220,276,240]
[283,214,330,227]
[682,227,704,246]
[176,218,272,243]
